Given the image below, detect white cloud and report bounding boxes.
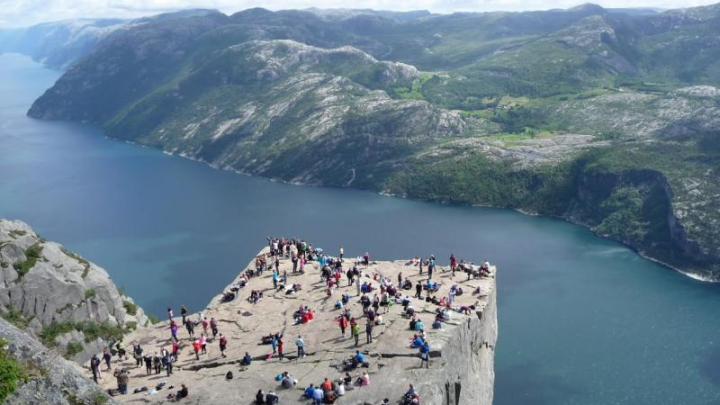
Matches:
[0,0,718,28]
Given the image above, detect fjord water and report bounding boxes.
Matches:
[2,53,720,405]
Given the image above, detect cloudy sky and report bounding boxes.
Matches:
[0,0,718,27]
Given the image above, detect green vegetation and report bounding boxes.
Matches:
[390,73,434,100]
[8,230,26,238]
[0,338,27,402]
[13,244,42,280]
[64,341,84,358]
[24,5,720,276]
[122,300,137,316]
[84,289,96,300]
[40,321,128,346]
[1,307,31,330]
[60,247,91,278]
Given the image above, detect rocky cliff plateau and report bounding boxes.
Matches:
[94,249,497,404]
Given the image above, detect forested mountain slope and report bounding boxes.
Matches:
[27,4,720,277]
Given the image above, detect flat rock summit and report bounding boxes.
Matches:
[95,247,497,404]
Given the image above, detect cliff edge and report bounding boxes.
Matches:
[0,219,150,364]
[98,248,497,404]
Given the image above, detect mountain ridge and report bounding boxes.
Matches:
[25,3,720,278]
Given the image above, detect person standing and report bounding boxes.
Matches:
[90,354,101,383]
[162,353,173,376]
[180,305,188,325]
[420,344,430,368]
[192,339,201,360]
[366,321,374,344]
[339,315,348,338]
[102,347,112,371]
[200,333,208,355]
[450,254,457,277]
[219,333,228,358]
[143,354,152,375]
[277,338,284,361]
[171,341,179,362]
[352,322,360,346]
[339,245,344,262]
[170,321,178,342]
[397,272,402,288]
[153,352,162,374]
[210,317,218,338]
[415,282,422,299]
[133,344,143,368]
[295,335,305,359]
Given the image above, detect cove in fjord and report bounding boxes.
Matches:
[2,54,720,405]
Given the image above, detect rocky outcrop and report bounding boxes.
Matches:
[0,317,119,405]
[100,249,497,404]
[0,219,149,363]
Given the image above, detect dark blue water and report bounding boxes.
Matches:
[2,53,720,405]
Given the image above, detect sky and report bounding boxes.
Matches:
[0,0,718,28]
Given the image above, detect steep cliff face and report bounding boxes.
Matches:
[565,161,720,276]
[0,317,119,405]
[0,219,149,363]
[419,276,497,405]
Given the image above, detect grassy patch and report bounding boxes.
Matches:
[64,341,84,358]
[122,300,137,316]
[84,289,96,300]
[1,307,31,330]
[60,247,91,278]
[0,338,27,402]
[13,244,43,280]
[146,314,160,324]
[41,321,128,346]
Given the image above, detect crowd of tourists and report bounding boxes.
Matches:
[87,236,491,404]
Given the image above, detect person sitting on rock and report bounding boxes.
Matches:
[243,352,252,366]
[409,316,418,330]
[312,386,324,405]
[281,372,296,389]
[415,319,424,331]
[265,390,279,404]
[356,371,370,386]
[176,384,188,400]
[321,377,333,393]
[255,389,265,404]
[354,350,369,367]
